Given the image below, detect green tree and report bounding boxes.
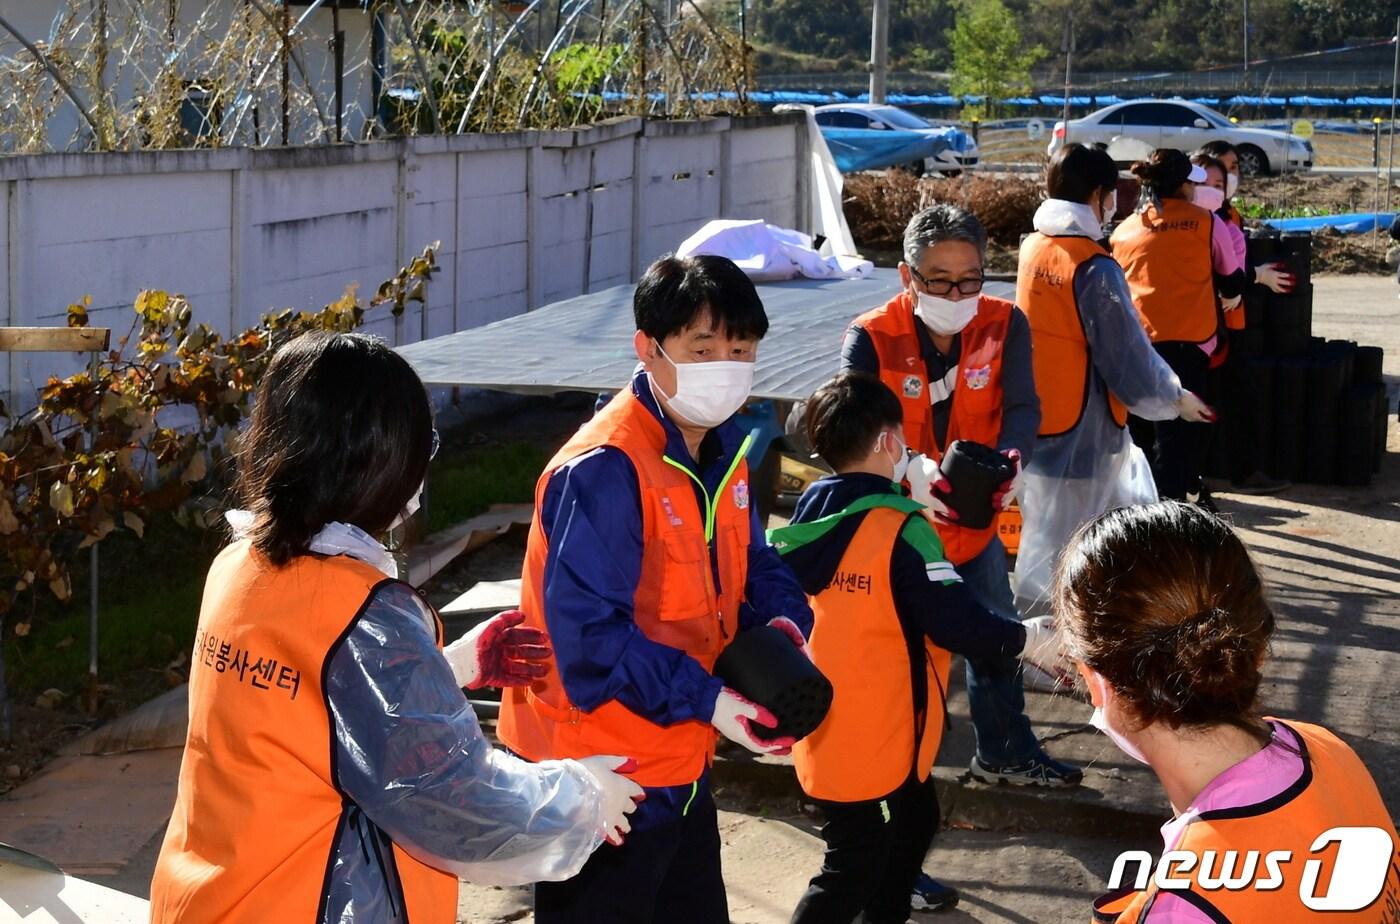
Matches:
[948,0,1046,118]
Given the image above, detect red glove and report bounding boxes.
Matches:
[990,448,1023,512]
[444,609,551,690]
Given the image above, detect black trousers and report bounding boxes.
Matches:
[790,775,941,924]
[1130,342,1211,500]
[534,782,727,924]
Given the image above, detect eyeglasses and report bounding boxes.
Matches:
[430,429,441,461]
[909,266,984,297]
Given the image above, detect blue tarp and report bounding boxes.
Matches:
[1094,95,1124,105]
[1227,95,1288,106]
[1349,96,1397,107]
[1039,95,1094,106]
[1288,96,1346,107]
[820,126,964,173]
[1189,97,1220,105]
[1004,97,1041,106]
[1262,212,1396,234]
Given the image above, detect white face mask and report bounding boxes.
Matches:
[1226,171,1239,198]
[879,431,911,484]
[1091,707,1149,765]
[653,340,754,429]
[1099,190,1118,234]
[913,289,978,336]
[1194,185,1226,213]
[389,481,425,531]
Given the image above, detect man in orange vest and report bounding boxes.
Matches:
[497,254,814,922]
[842,204,1079,775]
[770,372,1065,920]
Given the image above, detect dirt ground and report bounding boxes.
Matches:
[5,277,1394,923]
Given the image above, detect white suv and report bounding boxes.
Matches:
[1047,99,1312,175]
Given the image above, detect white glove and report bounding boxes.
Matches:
[712,687,795,756]
[1020,615,1074,686]
[1176,390,1216,424]
[576,755,645,846]
[991,448,1023,512]
[1253,262,1295,294]
[442,609,550,690]
[906,453,957,524]
[1220,294,1243,312]
[767,616,811,659]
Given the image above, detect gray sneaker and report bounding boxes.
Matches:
[969,754,1083,787]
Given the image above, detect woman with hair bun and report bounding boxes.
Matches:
[1012,142,1211,616]
[1111,149,1242,508]
[150,331,642,923]
[1055,502,1400,922]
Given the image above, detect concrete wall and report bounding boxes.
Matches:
[0,113,809,399]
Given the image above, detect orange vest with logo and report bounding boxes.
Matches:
[852,293,1011,565]
[497,388,751,788]
[792,506,951,802]
[1111,198,1218,345]
[1092,720,1400,923]
[150,543,459,924]
[1017,232,1129,437]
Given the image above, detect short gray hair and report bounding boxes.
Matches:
[902,204,987,266]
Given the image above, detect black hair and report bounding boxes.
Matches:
[1190,151,1227,182]
[235,331,434,567]
[1130,148,1193,199]
[1195,140,1237,162]
[1046,143,1119,204]
[804,372,904,471]
[632,254,769,343]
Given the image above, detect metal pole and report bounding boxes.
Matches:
[280,2,290,144]
[869,0,888,104]
[739,0,749,110]
[88,351,100,683]
[332,2,344,142]
[1389,16,1399,210]
[1242,0,1249,75]
[1062,11,1074,140]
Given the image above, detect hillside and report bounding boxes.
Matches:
[754,0,1400,76]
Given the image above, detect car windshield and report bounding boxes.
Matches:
[873,107,931,130]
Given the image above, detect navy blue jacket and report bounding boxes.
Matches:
[538,368,813,826]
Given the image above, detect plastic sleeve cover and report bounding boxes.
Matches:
[326,581,608,886]
[1076,256,1183,421]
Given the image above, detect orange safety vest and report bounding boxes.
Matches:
[150,543,459,924]
[1111,198,1218,345]
[1016,232,1129,437]
[1091,720,1400,923]
[791,505,951,803]
[497,388,751,788]
[851,292,1011,565]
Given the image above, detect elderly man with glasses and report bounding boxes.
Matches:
[841,204,1081,912]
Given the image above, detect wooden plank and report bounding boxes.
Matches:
[440,579,522,617]
[403,503,533,588]
[0,327,111,353]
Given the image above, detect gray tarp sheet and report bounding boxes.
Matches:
[397,268,1014,402]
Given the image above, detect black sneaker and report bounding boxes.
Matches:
[969,753,1083,787]
[910,873,961,913]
